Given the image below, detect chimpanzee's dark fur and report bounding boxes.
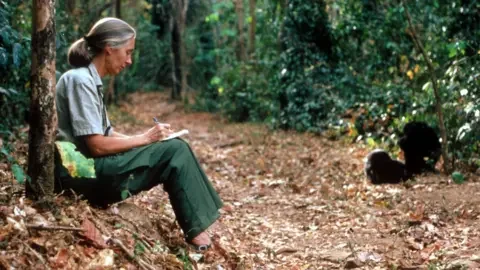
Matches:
[364,149,409,184]
[398,121,441,175]
[365,121,441,184]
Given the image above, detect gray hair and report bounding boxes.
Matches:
[67,17,136,67]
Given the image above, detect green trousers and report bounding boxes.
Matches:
[56,139,223,241]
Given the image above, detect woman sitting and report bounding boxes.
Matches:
[55,17,223,252]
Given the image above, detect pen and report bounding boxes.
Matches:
[153,117,159,124]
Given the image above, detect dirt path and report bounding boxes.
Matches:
[115,92,480,269]
[1,92,480,270]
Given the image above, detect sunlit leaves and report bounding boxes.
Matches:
[205,12,219,23]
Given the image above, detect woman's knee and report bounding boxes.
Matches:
[164,138,190,153]
[157,139,192,162]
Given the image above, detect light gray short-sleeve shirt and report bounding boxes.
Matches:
[56,63,112,156]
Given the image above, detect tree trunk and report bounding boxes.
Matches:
[115,0,121,18]
[402,0,450,173]
[180,0,189,94]
[248,0,256,58]
[170,17,182,100]
[106,0,121,105]
[65,0,76,15]
[209,0,221,68]
[234,0,247,62]
[170,0,188,100]
[277,0,287,50]
[27,0,57,199]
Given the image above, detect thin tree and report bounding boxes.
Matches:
[27,0,57,198]
[234,0,247,61]
[106,0,121,105]
[65,0,75,15]
[276,0,287,50]
[402,0,450,173]
[248,0,256,58]
[170,0,189,100]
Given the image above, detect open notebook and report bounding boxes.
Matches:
[161,129,189,141]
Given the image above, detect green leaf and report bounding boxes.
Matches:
[55,141,96,178]
[0,47,8,67]
[0,147,8,157]
[366,137,375,147]
[11,164,25,184]
[0,29,11,46]
[451,171,465,184]
[134,241,146,255]
[121,190,130,200]
[12,43,21,67]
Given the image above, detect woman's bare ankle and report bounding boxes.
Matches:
[190,231,211,245]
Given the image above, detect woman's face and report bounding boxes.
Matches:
[105,37,135,76]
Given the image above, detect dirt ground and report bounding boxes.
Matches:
[1,91,480,270]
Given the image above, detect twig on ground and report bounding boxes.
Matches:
[22,241,49,269]
[54,190,65,199]
[274,247,299,255]
[26,224,84,232]
[214,139,244,148]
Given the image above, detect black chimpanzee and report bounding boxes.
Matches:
[398,121,441,175]
[364,149,409,184]
[365,121,441,184]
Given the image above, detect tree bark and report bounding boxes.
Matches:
[277,0,287,51]
[248,0,256,58]
[180,0,189,94]
[27,0,57,199]
[65,0,76,15]
[170,0,188,100]
[170,17,182,100]
[106,0,121,105]
[115,0,121,18]
[402,0,450,173]
[234,0,247,62]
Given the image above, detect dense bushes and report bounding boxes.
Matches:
[193,0,480,169]
[0,1,31,135]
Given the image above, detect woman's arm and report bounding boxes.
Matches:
[111,130,130,138]
[83,124,172,157]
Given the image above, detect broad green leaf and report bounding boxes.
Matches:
[11,164,25,184]
[451,171,465,184]
[0,29,11,46]
[121,190,130,200]
[55,141,96,178]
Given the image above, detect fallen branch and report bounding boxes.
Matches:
[214,139,244,149]
[274,247,299,255]
[26,224,84,232]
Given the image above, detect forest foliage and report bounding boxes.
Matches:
[1,0,480,171]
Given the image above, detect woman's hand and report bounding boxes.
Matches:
[143,123,174,143]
